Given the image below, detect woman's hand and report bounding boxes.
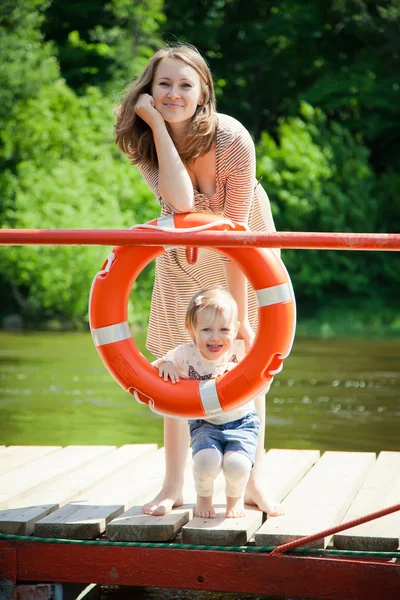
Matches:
[134,94,165,130]
[238,318,255,353]
[158,361,184,384]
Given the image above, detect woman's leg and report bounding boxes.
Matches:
[244,394,285,516]
[193,447,223,518]
[223,451,252,518]
[142,416,190,516]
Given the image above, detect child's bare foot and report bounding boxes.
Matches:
[142,487,183,516]
[195,495,216,518]
[244,477,285,516]
[226,496,247,518]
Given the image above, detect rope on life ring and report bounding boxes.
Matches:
[89,213,296,418]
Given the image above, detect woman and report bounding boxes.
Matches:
[115,43,283,517]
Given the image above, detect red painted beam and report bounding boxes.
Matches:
[0,541,399,599]
[0,548,17,584]
[0,230,399,251]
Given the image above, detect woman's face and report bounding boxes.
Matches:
[151,57,203,126]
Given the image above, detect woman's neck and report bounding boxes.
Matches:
[168,120,189,146]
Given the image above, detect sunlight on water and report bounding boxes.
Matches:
[0,332,399,452]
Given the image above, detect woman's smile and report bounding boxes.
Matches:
[164,103,184,109]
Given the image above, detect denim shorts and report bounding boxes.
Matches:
[189,411,261,467]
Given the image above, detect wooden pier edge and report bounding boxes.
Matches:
[0,539,399,600]
[0,446,399,599]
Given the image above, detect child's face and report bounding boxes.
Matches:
[189,307,238,361]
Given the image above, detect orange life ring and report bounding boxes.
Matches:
[89,213,296,418]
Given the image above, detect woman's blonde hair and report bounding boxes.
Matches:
[185,287,239,334]
[115,43,217,166]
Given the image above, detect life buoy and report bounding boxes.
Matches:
[89,213,296,418]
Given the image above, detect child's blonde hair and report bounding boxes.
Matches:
[185,287,239,334]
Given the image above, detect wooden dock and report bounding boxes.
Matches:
[0,445,399,600]
[0,444,399,549]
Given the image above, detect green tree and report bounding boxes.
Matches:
[0,0,58,124]
[1,81,158,325]
[256,103,399,309]
[302,1,400,172]
[42,0,165,92]
[0,0,159,327]
[162,0,400,170]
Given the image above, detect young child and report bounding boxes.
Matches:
[154,287,261,519]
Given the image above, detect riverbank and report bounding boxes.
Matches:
[296,310,400,340]
[3,295,400,340]
[2,312,400,340]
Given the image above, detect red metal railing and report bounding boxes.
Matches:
[0,229,399,250]
[271,502,400,554]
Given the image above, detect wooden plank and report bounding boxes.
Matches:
[259,448,321,503]
[15,444,156,506]
[0,444,157,535]
[106,457,198,542]
[0,446,61,475]
[182,449,320,546]
[255,451,376,548]
[0,446,113,508]
[182,505,263,545]
[334,451,400,551]
[34,448,167,539]
[107,503,193,542]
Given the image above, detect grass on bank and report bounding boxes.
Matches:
[4,307,400,342]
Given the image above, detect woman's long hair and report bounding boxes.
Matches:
[115,44,217,166]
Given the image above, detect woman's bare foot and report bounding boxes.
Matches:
[226,496,247,518]
[195,495,216,518]
[142,487,183,516]
[244,477,285,516]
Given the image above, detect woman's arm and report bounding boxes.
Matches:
[222,127,258,349]
[152,122,194,212]
[223,261,255,350]
[135,94,194,213]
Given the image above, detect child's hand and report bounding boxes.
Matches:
[158,361,183,384]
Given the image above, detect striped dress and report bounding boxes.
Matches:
[138,113,277,359]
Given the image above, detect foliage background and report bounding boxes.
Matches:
[1,0,399,336]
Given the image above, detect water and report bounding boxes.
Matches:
[0,331,399,600]
[0,332,399,452]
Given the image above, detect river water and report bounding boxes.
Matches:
[0,332,399,600]
[1,332,398,452]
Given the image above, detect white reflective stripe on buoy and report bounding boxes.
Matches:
[199,379,222,416]
[157,214,175,228]
[256,283,291,307]
[92,321,131,347]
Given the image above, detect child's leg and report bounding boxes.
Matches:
[244,394,285,516]
[223,451,253,518]
[143,416,190,516]
[193,447,223,518]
